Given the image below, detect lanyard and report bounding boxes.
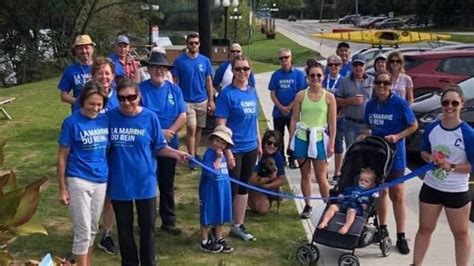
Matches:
[326,74,340,93]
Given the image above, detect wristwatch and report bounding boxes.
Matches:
[449,164,456,172]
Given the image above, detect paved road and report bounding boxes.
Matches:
[252,20,474,265]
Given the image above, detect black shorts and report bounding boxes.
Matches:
[385,169,405,182]
[419,184,471,209]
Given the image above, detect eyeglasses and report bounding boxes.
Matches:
[278,55,290,61]
[352,62,365,67]
[327,63,341,67]
[118,94,138,102]
[230,50,241,53]
[374,80,392,86]
[309,73,323,79]
[441,100,461,107]
[188,41,200,46]
[266,140,278,146]
[234,66,251,72]
[390,59,402,64]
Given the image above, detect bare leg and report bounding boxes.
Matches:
[86,248,92,266]
[248,191,270,215]
[233,194,248,225]
[413,202,442,266]
[318,204,340,229]
[102,196,114,233]
[445,203,472,266]
[339,208,357,235]
[299,158,313,207]
[389,183,406,233]
[186,125,197,156]
[195,127,202,156]
[377,188,389,225]
[74,254,87,266]
[334,153,343,176]
[214,225,224,240]
[200,225,209,241]
[313,160,329,200]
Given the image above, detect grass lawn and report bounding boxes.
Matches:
[0,33,314,265]
[448,34,474,43]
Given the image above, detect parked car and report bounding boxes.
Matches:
[406,97,474,154]
[359,16,386,28]
[288,15,297,22]
[432,43,474,51]
[353,16,372,26]
[365,46,431,72]
[374,18,405,29]
[404,50,474,97]
[338,14,360,24]
[318,47,392,69]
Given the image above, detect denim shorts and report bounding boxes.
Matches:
[293,137,327,160]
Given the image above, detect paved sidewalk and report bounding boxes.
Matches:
[254,69,473,265]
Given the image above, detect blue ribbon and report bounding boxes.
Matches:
[188,156,436,201]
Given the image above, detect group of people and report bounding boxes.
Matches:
[55,31,472,266]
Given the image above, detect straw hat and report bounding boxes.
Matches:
[74,35,96,47]
[209,125,234,147]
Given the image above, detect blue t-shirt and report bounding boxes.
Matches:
[322,74,343,94]
[58,63,92,98]
[268,67,307,118]
[172,53,212,103]
[72,88,120,113]
[139,80,186,149]
[253,152,286,177]
[215,85,259,153]
[58,111,109,183]
[201,148,229,180]
[107,108,167,200]
[364,93,416,171]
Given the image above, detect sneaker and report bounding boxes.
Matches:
[288,159,298,169]
[161,224,182,235]
[98,235,117,255]
[396,236,410,255]
[229,224,256,241]
[300,205,313,219]
[216,238,234,253]
[200,240,223,253]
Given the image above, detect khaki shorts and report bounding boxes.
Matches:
[186,100,208,128]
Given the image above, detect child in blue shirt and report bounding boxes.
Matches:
[318,167,376,234]
[199,125,234,253]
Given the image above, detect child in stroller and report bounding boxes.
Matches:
[318,168,376,234]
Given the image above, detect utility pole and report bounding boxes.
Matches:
[198,0,212,58]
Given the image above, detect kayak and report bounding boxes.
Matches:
[313,30,451,45]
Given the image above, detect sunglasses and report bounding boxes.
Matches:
[278,55,290,61]
[441,100,461,107]
[266,140,278,146]
[374,80,392,86]
[309,73,323,79]
[234,66,251,72]
[230,50,241,53]
[118,94,138,102]
[188,41,200,46]
[327,63,341,67]
[390,59,402,64]
[352,62,365,67]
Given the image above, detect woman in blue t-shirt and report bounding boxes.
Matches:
[215,55,260,242]
[413,86,473,266]
[359,72,418,255]
[248,130,286,215]
[107,79,186,265]
[57,81,109,265]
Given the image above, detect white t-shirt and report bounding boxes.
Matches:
[220,63,234,89]
[421,120,474,192]
[391,73,413,100]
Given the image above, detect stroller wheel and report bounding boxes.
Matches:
[380,237,392,257]
[338,253,360,266]
[296,244,318,265]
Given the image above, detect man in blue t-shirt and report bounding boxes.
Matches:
[58,35,95,106]
[268,48,307,169]
[172,32,214,169]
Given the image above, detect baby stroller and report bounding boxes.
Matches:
[296,136,395,266]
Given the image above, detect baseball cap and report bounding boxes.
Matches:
[116,35,130,45]
[352,54,367,64]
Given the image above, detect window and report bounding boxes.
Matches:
[438,57,474,76]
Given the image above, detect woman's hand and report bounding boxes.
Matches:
[257,146,263,158]
[326,142,335,158]
[163,129,175,142]
[59,189,70,205]
[384,134,400,144]
[420,151,433,163]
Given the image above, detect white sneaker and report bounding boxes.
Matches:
[230,224,256,241]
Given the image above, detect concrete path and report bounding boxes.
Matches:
[254,25,473,265]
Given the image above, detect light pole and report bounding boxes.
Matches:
[269,3,279,32]
[229,7,242,42]
[214,0,231,40]
[141,4,160,45]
